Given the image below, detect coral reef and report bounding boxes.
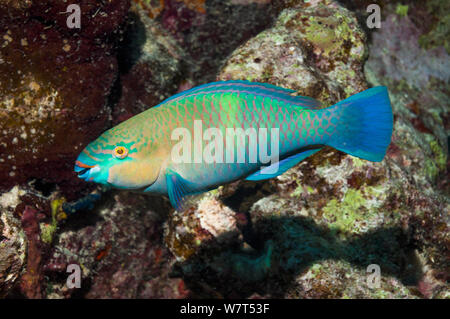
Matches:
[0,0,448,299]
[0,0,130,196]
[168,0,449,298]
[42,192,186,299]
[134,0,206,19]
[111,2,187,124]
[0,187,26,297]
[219,0,367,105]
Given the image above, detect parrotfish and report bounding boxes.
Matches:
[75,81,393,210]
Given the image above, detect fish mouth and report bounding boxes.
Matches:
[76,167,91,180]
[77,168,89,176]
[74,161,96,181]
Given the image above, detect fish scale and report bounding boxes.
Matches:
[157,92,323,156]
[139,90,333,189]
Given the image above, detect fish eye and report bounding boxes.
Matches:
[113,146,128,159]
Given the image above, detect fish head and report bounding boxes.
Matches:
[74,123,161,190]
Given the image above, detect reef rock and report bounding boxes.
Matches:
[219,0,368,104]
[158,0,276,83]
[0,187,27,297]
[111,2,187,124]
[1,0,448,299]
[0,0,129,195]
[167,0,449,298]
[42,191,189,299]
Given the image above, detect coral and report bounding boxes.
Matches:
[0,0,130,196]
[112,3,187,124]
[417,0,450,54]
[219,0,367,105]
[322,187,384,235]
[196,198,238,240]
[39,200,61,245]
[133,0,206,19]
[0,189,26,297]
[42,191,187,298]
[164,204,214,262]
[164,193,244,262]
[19,206,44,298]
[0,0,448,299]
[367,15,450,91]
[395,4,409,17]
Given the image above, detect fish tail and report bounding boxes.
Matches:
[325,86,393,162]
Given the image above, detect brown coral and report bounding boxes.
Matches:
[133,0,206,19]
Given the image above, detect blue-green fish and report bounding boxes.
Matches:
[75,81,393,210]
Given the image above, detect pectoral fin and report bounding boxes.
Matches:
[165,168,197,211]
[245,148,322,181]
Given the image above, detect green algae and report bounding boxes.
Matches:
[322,187,384,235]
[350,157,366,169]
[395,4,409,17]
[40,198,65,245]
[302,10,356,62]
[429,140,447,171]
[422,134,447,180]
[418,0,450,53]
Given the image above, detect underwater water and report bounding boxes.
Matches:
[0,0,448,301]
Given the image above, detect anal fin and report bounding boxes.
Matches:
[245,148,322,181]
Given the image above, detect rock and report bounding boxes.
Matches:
[219,0,368,105]
[160,0,277,83]
[0,187,27,298]
[1,0,448,299]
[184,0,448,298]
[164,193,243,262]
[111,2,187,124]
[0,1,129,196]
[43,191,187,298]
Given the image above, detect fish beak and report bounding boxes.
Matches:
[77,168,91,180]
[74,161,97,181]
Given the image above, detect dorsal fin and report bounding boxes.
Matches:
[154,80,321,109]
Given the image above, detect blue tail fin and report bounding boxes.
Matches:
[326,87,393,162]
